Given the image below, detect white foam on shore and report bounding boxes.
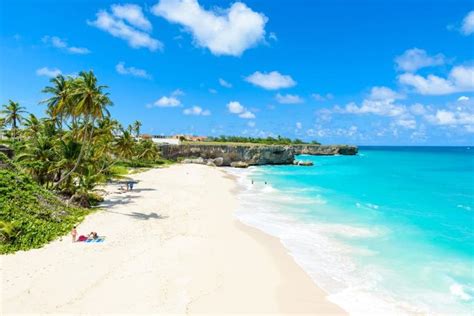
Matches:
[225,167,428,316]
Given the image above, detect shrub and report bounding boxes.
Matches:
[0,169,90,253]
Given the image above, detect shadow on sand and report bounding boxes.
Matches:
[103,209,168,220]
[97,185,166,221]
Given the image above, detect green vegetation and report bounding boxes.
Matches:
[0,71,170,253]
[205,136,320,145]
[0,159,90,253]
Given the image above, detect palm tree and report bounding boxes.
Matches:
[41,75,71,127]
[16,134,55,185]
[132,120,142,138]
[51,71,112,187]
[136,139,158,161]
[115,130,135,161]
[1,100,26,140]
[22,114,41,139]
[0,117,5,140]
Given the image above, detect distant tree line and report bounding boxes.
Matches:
[206,136,320,145]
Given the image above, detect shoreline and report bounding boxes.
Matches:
[1,164,345,315]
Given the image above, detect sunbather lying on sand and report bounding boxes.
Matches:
[76,232,101,242]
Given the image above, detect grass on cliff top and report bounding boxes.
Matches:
[0,165,91,254]
[182,141,321,146]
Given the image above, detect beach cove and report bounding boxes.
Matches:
[1,164,345,315]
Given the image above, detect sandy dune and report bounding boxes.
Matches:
[1,164,345,315]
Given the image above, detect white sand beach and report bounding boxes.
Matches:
[1,164,345,315]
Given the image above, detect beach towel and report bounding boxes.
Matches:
[85,237,106,243]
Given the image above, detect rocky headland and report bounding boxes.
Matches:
[158,144,357,168]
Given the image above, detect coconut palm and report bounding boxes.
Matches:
[22,114,41,139]
[16,134,55,185]
[1,100,26,140]
[41,75,71,126]
[132,120,142,138]
[136,139,158,161]
[115,130,135,161]
[51,71,112,187]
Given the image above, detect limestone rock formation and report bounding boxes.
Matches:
[161,143,357,167]
[230,161,249,168]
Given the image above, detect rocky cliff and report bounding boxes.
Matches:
[159,144,294,166]
[292,144,358,155]
[158,144,357,167]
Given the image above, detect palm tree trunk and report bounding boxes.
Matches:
[53,118,95,189]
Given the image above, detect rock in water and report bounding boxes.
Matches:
[230,161,249,168]
[295,160,314,166]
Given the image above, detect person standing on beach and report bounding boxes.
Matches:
[71,226,77,242]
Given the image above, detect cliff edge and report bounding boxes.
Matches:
[158,144,357,167]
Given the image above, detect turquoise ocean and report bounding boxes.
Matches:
[228,147,474,315]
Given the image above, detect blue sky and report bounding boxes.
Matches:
[1,0,473,145]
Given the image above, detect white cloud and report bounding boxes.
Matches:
[395,118,416,129]
[410,103,427,115]
[339,87,406,117]
[171,89,184,96]
[183,105,210,116]
[219,78,232,88]
[226,101,255,119]
[111,4,152,31]
[461,11,474,35]
[343,99,406,117]
[425,109,474,127]
[239,111,255,119]
[152,0,267,56]
[296,122,302,129]
[399,65,474,95]
[42,36,90,54]
[268,32,278,41]
[116,62,151,79]
[307,125,359,138]
[275,93,304,104]
[154,96,181,107]
[227,101,244,114]
[36,67,61,77]
[395,48,445,72]
[208,88,217,94]
[245,71,296,90]
[153,91,183,107]
[247,121,256,127]
[458,96,470,102]
[312,93,333,101]
[89,5,162,51]
[399,73,455,95]
[369,86,402,100]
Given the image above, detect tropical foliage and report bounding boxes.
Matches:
[0,162,90,253]
[1,71,163,205]
[0,71,167,252]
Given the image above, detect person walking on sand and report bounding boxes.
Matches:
[71,226,77,242]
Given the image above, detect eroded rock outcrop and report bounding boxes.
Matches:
[292,145,358,155]
[160,143,357,167]
[161,144,294,166]
[293,160,314,166]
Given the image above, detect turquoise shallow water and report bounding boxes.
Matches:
[229,147,474,315]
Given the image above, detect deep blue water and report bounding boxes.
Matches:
[230,147,474,315]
